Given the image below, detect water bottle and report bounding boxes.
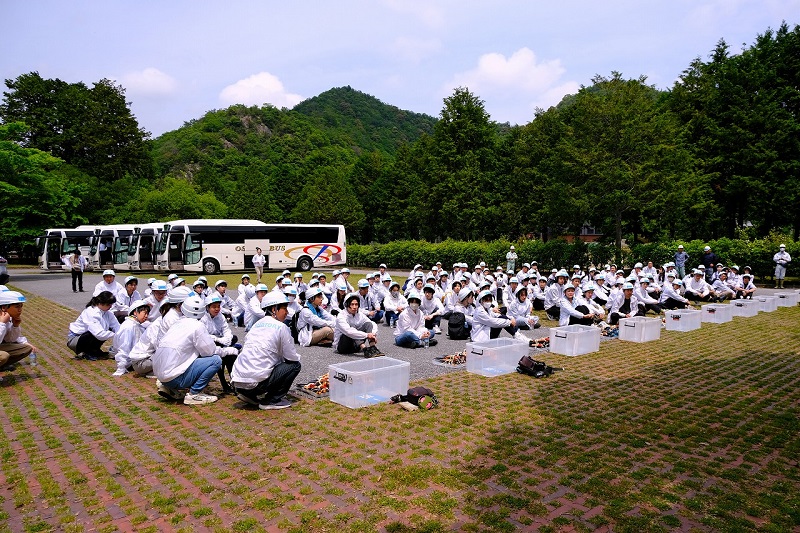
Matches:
[29,352,37,367]
[390,316,396,328]
[423,337,429,349]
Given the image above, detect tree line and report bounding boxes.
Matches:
[1,22,798,252]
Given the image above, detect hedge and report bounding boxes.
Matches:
[347,236,797,282]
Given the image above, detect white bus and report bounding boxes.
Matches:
[126,223,164,272]
[154,219,347,274]
[35,228,95,271]
[85,224,139,272]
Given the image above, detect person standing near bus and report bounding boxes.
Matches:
[70,249,87,293]
[252,248,266,283]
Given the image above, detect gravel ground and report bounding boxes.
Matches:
[7,268,556,388]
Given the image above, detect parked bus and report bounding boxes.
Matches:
[82,224,139,272]
[35,228,94,271]
[154,220,347,274]
[126,223,163,272]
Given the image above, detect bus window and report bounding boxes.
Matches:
[184,234,202,266]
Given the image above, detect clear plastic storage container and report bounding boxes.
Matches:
[328,357,410,409]
[730,299,760,317]
[549,325,601,356]
[619,316,662,343]
[755,296,778,312]
[465,338,529,377]
[701,304,733,323]
[664,309,702,332]
[774,292,799,307]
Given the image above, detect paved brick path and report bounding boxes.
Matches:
[1,283,799,531]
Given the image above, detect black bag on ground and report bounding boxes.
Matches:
[390,386,439,409]
[447,312,469,340]
[517,355,554,378]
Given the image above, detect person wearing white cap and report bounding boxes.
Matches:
[674,245,690,280]
[405,275,425,298]
[234,275,254,327]
[684,270,713,303]
[231,292,301,410]
[201,294,240,393]
[328,281,350,316]
[383,281,407,328]
[507,286,540,333]
[297,287,335,347]
[559,285,594,327]
[394,291,437,348]
[773,244,791,288]
[93,270,123,297]
[356,279,383,324]
[293,272,308,295]
[339,268,354,292]
[470,264,484,288]
[544,270,569,320]
[245,284,270,331]
[378,263,388,277]
[0,291,35,371]
[735,273,757,299]
[110,299,151,376]
[212,280,235,320]
[112,276,143,322]
[144,280,169,324]
[659,278,690,310]
[420,284,444,333]
[608,282,644,325]
[530,276,548,311]
[701,246,719,282]
[506,245,518,272]
[152,294,223,406]
[67,291,120,360]
[252,247,266,283]
[441,279,462,319]
[711,272,735,302]
[472,289,519,343]
[334,293,383,357]
[634,278,662,315]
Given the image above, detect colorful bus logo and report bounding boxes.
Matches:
[284,244,342,264]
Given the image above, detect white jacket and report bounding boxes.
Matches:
[152,317,217,383]
[544,283,564,309]
[201,312,233,347]
[231,316,299,387]
[609,294,642,316]
[113,288,143,315]
[244,295,266,329]
[383,292,407,314]
[334,309,377,348]
[471,304,511,343]
[93,280,123,297]
[111,316,147,367]
[297,304,335,347]
[559,295,587,327]
[68,306,119,341]
[394,307,427,338]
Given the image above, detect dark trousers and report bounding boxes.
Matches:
[71,269,83,292]
[424,316,442,329]
[661,297,688,310]
[532,299,545,311]
[568,305,593,326]
[237,360,301,405]
[546,306,560,319]
[490,313,517,338]
[76,332,105,356]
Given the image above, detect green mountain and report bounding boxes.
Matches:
[293,86,437,154]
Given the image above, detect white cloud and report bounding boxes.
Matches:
[119,67,178,96]
[445,47,581,123]
[218,72,303,108]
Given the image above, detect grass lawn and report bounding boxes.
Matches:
[1,293,799,532]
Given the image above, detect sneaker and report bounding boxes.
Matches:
[156,380,185,401]
[236,392,259,406]
[433,326,442,334]
[428,339,438,347]
[259,398,292,410]
[144,373,157,379]
[372,346,385,357]
[112,368,127,377]
[183,392,218,405]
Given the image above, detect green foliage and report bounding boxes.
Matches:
[115,176,228,222]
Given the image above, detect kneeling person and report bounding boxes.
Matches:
[334,293,383,357]
[0,291,35,371]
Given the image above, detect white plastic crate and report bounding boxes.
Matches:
[730,299,760,317]
[328,357,410,409]
[774,292,799,307]
[465,338,529,377]
[756,296,778,312]
[701,304,733,323]
[549,325,601,356]
[619,316,661,342]
[664,309,702,332]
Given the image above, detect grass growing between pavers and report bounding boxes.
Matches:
[1,290,799,532]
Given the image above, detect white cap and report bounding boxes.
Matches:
[127,299,149,315]
[102,269,115,277]
[181,295,206,320]
[168,286,193,303]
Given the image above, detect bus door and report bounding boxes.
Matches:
[167,233,185,270]
[183,233,202,269]
[113,235,130,267]
[46,237,64,269]
[138,233,157,270]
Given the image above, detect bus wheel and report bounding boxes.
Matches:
[202,259,219,275]
[297,256,313,271]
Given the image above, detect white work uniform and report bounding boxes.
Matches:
[231,315,300,388]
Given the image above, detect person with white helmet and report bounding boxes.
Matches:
[674,245,690,280]
[710,271,735,302]
[580,285,606,320]
[383,281,407,327]
[735,273,757,299]
[634,278,662,315]
[420,284,444,334]
[472,289,520,343]
[356,279,384,324]
[590,276,610,307]
[544,270,568,320]
[503,277,519,308]
[773,244,791,288]
[112,276,143,323]
[201,294,240,393]
[328,280,350,316]
[152,294,223,405]
[67,291,120,360]
[339,267,354,292]
[608,282,644,325]
[110,299,151,376]
[441,279,462,319]
[684,270,713,303]
[252,247,266,284]
[507,285,541,333]
[191,279,206,298]
[0,291,35,371]
[296,287,335,347]
[244,284,270,331]
[234,274,254,327]
[659,278,691,309]
[211,280,235,320]
[469,264,485,288]
[292,273,308,295]
[144,280,169,324]
[559,284,595,327]
[231,292,301,410]
[404,275,425,299]
[271,274,286,294]
[394,291,436,348]
[334,293,383,357]
[530,276,548,311]
[93,270,123,297]
[317,273,332,301]
[506,245,518,272]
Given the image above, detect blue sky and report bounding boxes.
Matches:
[3,1,798,137]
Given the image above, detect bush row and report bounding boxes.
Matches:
[347,236,797,281]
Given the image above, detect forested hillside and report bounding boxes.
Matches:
[2,22,799,250]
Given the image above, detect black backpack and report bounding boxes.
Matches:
[517,355,555,378]
[290,312,300,344]
[447,312,470,340]
[391,386,439,409]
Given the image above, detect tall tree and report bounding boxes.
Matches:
[0,72,151,181]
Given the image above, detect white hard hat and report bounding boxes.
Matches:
[168,286,193,303]
[204,294,222,306]
[261,291,289,309]
[127,299,149,315]
[0,291,26,305]
[622,282,634,290]
[124,276,138,284]
[458,288,473,301]
[406,290,422,303]
[151,280,168,291]
[305,287,323,300]
[254,283,269,292]
[181,295,206,320]
[102,269,115,277]
[477,289,494,301]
